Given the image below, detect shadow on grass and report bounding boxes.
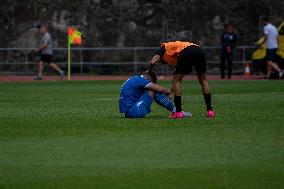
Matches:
[110,115,170,120]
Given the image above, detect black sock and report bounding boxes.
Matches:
[174,96,182,112]
[204,94,212,111]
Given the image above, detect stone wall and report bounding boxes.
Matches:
[1,0,283,48]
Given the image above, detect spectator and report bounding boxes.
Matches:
[261,17,283,79]
[34,24,64,80]
[220,23,237,79]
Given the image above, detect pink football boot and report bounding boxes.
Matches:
[207,110,215,118]
[169,112,185,119]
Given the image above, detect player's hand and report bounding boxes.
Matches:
[146,63,155,73]
[168,88,174,99]
[164,90,171,96]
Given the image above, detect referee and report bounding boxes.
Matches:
[34,24,64,80]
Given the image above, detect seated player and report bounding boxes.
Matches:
[119,72,192,118]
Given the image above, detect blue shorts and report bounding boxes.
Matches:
[125,92,153,118]
[266,48,277,61]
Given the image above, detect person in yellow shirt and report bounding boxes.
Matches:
[147,41,214,119]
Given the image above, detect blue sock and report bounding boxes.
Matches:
[154,93,175,112]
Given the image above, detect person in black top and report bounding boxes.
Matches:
[220,24,237,79]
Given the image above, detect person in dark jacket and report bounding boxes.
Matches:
[220,24,237,79]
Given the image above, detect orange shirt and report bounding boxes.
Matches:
[161,41,199,65]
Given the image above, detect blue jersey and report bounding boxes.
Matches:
[119,75,152,113]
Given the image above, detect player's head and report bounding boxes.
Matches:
[143,72,157,83]
[155,46,163,55]
[261,17,270,25]
[36,24,48,35]
[154,46,167,64]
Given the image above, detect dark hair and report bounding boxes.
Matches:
[155,45,166,57]
[224,23,233,28]
[144,72,157,83]
[262,17,270,22]
[36,24,42,29]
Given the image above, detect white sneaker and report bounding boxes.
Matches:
[182,111,192,118]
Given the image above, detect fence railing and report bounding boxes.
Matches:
[0,46,255,75]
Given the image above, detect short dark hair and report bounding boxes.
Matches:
[262,17,270,22]
[144,72,157,83]
[36,24,42,29]
[224,23,233,28]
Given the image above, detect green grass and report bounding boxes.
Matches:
[0,80,283,189]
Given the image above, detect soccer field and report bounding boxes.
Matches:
[0,80,283,189]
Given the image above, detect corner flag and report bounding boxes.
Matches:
[68,27,82,80]
[68,27,82,45]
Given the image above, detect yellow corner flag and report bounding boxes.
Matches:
[68,27,82,80]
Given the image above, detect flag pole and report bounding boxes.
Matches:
[67,27,82,81]
[68,36,71,81]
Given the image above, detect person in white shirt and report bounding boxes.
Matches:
[34,24,64,80]
[261,17,283,79]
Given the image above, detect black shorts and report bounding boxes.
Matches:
[175,46,206,74]
[266,48,277,61]
[40,54,53,64]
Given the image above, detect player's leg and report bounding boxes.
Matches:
[197,73,210,93]
[154,92,175,112]
[172,47,195,113]
[197,72,214,117]
[169,47,196,118]
[38,61,44,76]
[169,72,191,118]
[266,62,272,78]
[44,55,64,79]
[194,47,214,117]
[155,92,192,118]
[267,61,282,77]
[172,73,183,113]
[266,49,283,78]
[34,59,44,80]
[49,63,64,79]
[126,91,154,118]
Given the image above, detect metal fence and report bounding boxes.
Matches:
[0,46,255,76]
